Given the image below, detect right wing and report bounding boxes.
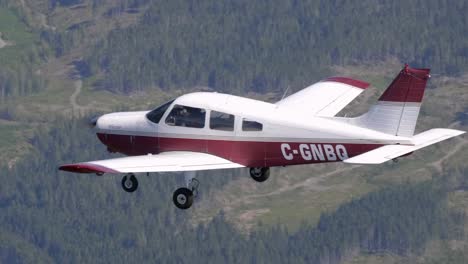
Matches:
[275,77,370,117]
[343,128,465,164]
[59,151,244,174]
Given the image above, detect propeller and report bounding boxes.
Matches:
[79,115,101,129]
[89,115,100,128]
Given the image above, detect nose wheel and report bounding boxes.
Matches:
[172,172,199,209]
[121,174,138,192]
[173,187,194,209]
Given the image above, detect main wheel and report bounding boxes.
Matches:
[249,167,270,182]
[121,174,138,192]
[173,187,194,209]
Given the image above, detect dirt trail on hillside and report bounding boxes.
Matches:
[430,137,467,172]
[18,0,55,30]
[69,78,107,117]
[209,164,363,222]
[193,163,364,222]
[44,56,102,117]
[192,164,366,230]
[70,80,86,115]
[244,165,361,200]
[428,122,467,172]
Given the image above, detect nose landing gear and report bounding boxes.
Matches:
[173,187,194,209]
[172,172,199,210]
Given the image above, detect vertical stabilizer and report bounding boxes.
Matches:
[356,64,431,137]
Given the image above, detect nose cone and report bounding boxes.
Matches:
[95,114,112,131]
[94,111,145,132]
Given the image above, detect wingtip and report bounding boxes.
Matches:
[321,77,370,89]
[58,163,118,174]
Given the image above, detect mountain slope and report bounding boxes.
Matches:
[84,0,468,94]
[0,1,467,263]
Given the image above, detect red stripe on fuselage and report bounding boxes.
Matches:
[97,133,383,167]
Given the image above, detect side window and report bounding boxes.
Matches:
[146,100,174,124]
[210,111,234,131]
[165,104,206,128]
[242,119,263,131]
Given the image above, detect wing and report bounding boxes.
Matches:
[59,151,244,174]
[276,77,370,117]
[343,128,465,164]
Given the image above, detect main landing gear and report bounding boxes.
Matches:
[172,172,199,210]
[249,167,270,182]
[119,168,269,209]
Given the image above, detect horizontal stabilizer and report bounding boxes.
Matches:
[59,151,244,174]
[343,128,465,164]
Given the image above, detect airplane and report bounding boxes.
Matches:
[59,64,465,209]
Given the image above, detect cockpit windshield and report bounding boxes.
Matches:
[146,100,174,124]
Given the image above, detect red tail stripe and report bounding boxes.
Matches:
[378,65,430,103]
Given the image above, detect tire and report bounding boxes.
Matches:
[173,188,194,209]
[249,167,270,182]
[121,174,138,192]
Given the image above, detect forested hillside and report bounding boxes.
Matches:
[0,0,149,100]
[0,0,467,263]
[85,0,468,94]
[0,118,465,263]
[0,6,48,100]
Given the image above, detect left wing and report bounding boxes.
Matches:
[276,77,370,117]
[59,151,244,174]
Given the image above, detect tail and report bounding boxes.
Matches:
[356,64,431,137]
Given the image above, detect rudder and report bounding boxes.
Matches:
[356,64,431,137]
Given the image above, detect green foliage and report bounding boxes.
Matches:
[39,0,150,56]
[0,122,21,146]
[85,0,468,94]
[307,182,462,257]
[0,7,48,100]
[456,108,468,126]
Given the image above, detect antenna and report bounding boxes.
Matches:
[280,85,290,101]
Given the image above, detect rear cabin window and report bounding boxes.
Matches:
[210,111,234,131]
[165,104,206,128]
[146,100,174,124]
[242,119,263,131]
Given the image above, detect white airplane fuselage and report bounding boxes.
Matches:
[95,92,412,168]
